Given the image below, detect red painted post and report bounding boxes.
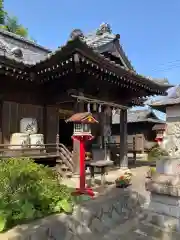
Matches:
[71,135,94,197]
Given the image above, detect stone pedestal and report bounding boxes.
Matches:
[156,157,180,175]
[161,113,180,156]
[145,173,180,232]
[143,104,180,235]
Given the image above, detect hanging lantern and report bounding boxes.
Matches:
[112,108,116,116]
[87,103,91,112]
[98,104,102,113]
[93,103,97,111]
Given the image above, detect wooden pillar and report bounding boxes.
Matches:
[120,109,128,168]
[42,105,47,144]
[0,100,3,144]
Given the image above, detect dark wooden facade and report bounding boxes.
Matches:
[112,109,165,151]
[0,23,172,169]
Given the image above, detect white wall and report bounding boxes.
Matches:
[166,105,180,118]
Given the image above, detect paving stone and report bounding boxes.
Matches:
[73,207,92,226]
[137,221,180,240]
[118,231,150,240]
[76,223,91,236]
[89,217,105,234]
[115,201,124,215]
[111,209,120,223]
[101,213,114,229]
[64,231,74,240]
[48,222,67,239]
[7,235,22,240]
[102,203,112,217]
[71,236,82,240]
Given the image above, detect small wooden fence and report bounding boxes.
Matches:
[113,134,145,153]
[109,134,146,165]
[0,143,74,173]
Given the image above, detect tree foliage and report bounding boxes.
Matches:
[0,0,6,25]
[0,158,74,231]
[148,144,168,161]
[2,16,28,37]
[0,0,34,40]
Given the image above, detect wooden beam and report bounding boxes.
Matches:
[71,94,128,109]
[119,109,128,168]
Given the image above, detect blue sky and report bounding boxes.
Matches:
[4,0,180,120]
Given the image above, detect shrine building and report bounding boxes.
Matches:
[0,23,172,170]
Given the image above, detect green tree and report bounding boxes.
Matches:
[0,0,34,40]
[0,0,6,25]
[2,16,28,37]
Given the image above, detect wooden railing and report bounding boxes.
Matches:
[0,143,74,172]
[111,134,145,153]
[108,142,136,153]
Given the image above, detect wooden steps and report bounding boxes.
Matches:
[55,143,74,178]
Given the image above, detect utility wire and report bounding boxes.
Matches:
[152,59,180,68]
[151,64,180,73]
[147,59,180,73]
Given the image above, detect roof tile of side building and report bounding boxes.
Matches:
[147,85,180,107]
[112,109,165,124]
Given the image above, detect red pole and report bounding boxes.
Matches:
[79,137,85,190]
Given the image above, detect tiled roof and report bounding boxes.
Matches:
[27,37,171,93]
[66,112,98,123]
[0,28,50,65]
[0,23,134,70]
[85,31,116,48]
[0,24,173,91]
[112,109,165,124]
[84,27,134,70]
[147,85,180,107]
[148,97,180,106]
[152,123,166,131]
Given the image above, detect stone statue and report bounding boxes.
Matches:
[160,124,180,157]
[96,23,112,35]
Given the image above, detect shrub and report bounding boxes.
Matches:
[0,158,74,231]
[148,144,168,161]
[150,167,156,175]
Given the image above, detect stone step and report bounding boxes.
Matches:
[102,221,153,240]
[65,172,72,178]
[109,218,180,240]
[53,164,72,178]
[61,164,69,170]
[56,159,63,164]
[135,221,180,240]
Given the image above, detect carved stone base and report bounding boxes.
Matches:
[142,194,180,232]
[146,173,180,196]
[145,173,180,232]
[156,157,180,175]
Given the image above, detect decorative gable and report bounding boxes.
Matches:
[84,23,135,71]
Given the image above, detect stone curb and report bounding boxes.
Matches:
[0,190,145,240]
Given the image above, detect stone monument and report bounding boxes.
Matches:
[145,85,180,232]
